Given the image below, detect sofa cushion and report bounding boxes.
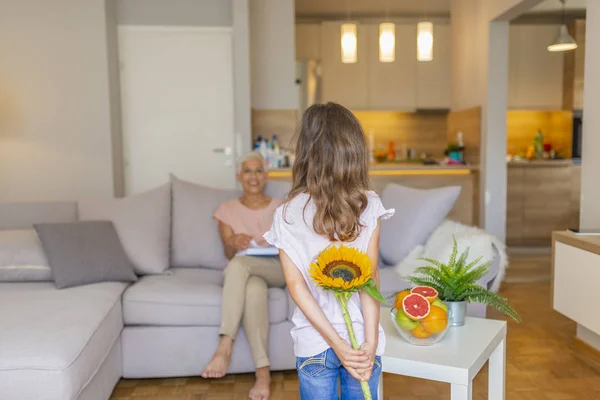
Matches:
[0,229,52,282]
[379,267,412,299]
[170,175,239,270]
[264,180,291,200]
[78,184,171,275]
[0,282,127,400]
[123,268,288,326]
[34,221,138,289]
[379,184,461,265]
[0,202,77,230]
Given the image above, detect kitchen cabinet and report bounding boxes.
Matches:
[416,24,452,109]
[506,162,580,246]
[365,24,417,110]
[295,23,321,60]
[320,22,369,109]
[316,22,451,110]
[509,25,564,110]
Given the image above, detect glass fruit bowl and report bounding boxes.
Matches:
[390,305,452,346]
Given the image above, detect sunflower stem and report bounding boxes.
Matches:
[335,292,372,400]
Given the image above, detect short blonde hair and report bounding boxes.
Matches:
[237,151,266,173]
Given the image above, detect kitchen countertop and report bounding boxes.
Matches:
[268,163,479,177]
[508,159,579,167]
[553,231,600,256]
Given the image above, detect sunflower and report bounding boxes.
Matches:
[308,245,387,400]
[309,245,372,292]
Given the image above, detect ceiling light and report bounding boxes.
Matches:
[379,23,395,62]
[417,22,433,62]
[548,25,578,52]
[341,24,357,64]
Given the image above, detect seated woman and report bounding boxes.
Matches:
[201,151,284,400]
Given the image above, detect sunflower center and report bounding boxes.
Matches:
[323,261,361,282]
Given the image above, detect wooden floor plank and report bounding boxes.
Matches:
[110,252,600,399]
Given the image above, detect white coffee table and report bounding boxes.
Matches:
[379,312,507,400]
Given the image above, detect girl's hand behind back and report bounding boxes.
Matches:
[356,341,377,382]
[332,338,372,381]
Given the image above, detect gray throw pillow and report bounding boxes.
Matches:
[170,175,239,269]
[78,184,171,275]
[0,229,52,282]
[264,180,291,200]
[379,184,461,266]
[34,221,138,289]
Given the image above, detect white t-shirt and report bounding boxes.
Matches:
[264,191,395,358]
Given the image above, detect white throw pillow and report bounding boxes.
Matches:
[0,229,52,282]
[78,184,171,275]
[379,184,461,266]
[394,245,425,278]
[423,220,494,272]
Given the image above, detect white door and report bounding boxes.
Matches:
[118,26,236,195]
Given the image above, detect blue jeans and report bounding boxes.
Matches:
[296,348,382,400]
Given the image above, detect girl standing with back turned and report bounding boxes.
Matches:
[264,102,394,399]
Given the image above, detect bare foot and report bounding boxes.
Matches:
[201,336,233,379]
[249,367,271,400]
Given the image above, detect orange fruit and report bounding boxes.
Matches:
[421,305,448,334]
[394,290,411,310]
[411,323,432,338]
[410,286,439,304]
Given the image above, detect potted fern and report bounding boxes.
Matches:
[404,237,521,327]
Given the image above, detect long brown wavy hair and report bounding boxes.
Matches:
[286,102,370,242]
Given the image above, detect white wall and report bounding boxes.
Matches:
[117,0,232,26]
[233,0,252,153]
[250,0,297,110]
[580,1,600,228]
[578,0,600,348]
[0,0,115,202]
[451,0,543,241]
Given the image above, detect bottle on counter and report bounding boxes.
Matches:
[368,130,375,163]
[534,129,544,159]
[457,131,465,163]
[387,140,396,161]
[259,137,268,164]
[271,134,282,168]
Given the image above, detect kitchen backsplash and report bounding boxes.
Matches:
[252,109,449,159]
[352,111,448,158]
[506,110,573,158]
[251,109,298,149]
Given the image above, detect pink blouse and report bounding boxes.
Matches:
[214,198,282,246]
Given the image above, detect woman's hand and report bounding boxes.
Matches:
[331,339,372,381]
[229,234,252,251]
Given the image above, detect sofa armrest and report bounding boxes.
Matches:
[475,244,501,292]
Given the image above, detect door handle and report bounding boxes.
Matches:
[212,147,232,156]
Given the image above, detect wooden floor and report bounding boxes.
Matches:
[110,251,600,400]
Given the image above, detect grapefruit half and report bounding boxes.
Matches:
[411,286,439,303]
[402,293,431,320]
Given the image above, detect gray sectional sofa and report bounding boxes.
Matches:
[0,178,502,400]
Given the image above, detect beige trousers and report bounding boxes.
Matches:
[219,255,286,369]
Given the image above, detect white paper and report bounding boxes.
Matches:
[236,240,280,257]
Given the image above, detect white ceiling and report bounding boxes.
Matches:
[294,0,586,18]
[530,0,586,12]
[295,0,451,17]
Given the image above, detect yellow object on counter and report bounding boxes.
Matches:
[526,145,535,160]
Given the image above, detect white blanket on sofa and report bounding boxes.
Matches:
[394,220,508,292]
